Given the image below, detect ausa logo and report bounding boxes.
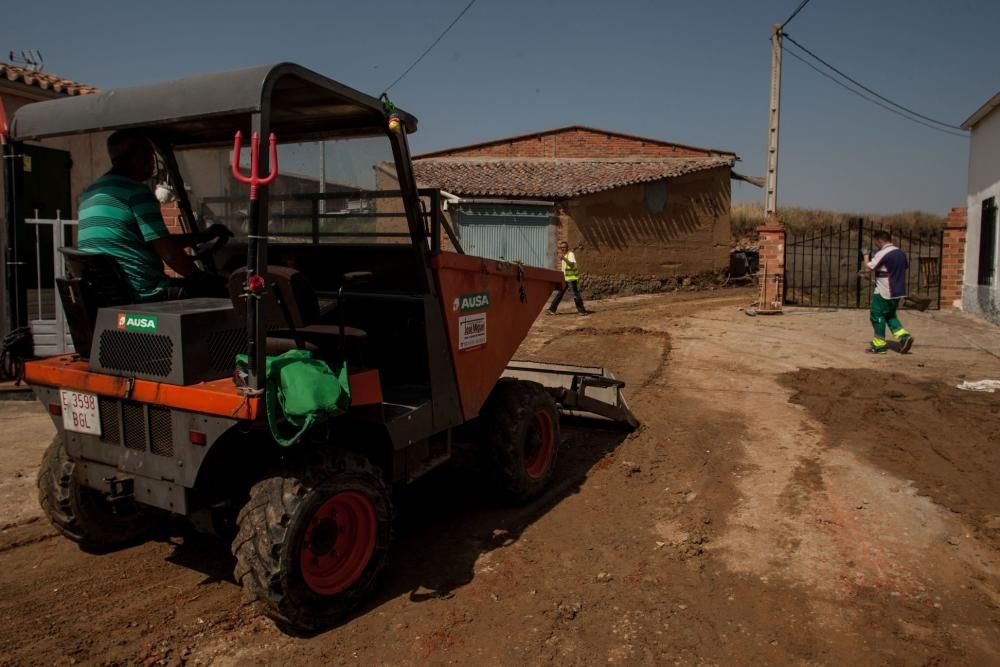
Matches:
[116,312,159,332]
[452,292,490,313]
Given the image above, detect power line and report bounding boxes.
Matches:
[781,44,968,139]
[780,0,815,28]
[383,0,480,93]
[783,33,965,131]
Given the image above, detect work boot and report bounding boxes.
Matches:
[898,333,914,354]
[868,336,888,354]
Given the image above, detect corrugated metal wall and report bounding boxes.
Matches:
[453,202,555,268]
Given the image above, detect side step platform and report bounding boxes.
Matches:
[502,360,639,430]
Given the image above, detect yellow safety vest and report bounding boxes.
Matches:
[562,252,580,281]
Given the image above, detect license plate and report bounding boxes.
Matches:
[60,389,102,436]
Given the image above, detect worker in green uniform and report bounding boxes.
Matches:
[548,241,590,315]
[78,129,229,301]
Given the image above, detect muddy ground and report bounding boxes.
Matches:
[1,287,999,666]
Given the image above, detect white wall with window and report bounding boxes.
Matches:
[963,92,1000,324]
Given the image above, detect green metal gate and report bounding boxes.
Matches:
[453,202,555,269]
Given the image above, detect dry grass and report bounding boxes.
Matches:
[732,201,947,238]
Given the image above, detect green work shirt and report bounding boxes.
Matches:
[77,172,170,301]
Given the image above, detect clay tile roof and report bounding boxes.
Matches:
[0,63,99,97]
[413,156,735,199]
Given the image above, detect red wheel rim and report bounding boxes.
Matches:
[299,491,377,595]
[524,410,555,479]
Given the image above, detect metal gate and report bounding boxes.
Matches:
[783,220,943,309]
[26,211,77,356]
[452,202,555,269]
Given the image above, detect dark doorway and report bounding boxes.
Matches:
[6,144,72,329]
[978,197,997,287]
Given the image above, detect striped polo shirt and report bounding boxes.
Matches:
[78,171,170,301]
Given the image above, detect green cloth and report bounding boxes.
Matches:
[237,350,351,447]
[870,293,904,340]
[78,171,170,301]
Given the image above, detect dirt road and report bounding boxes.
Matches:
[1,288,999,666]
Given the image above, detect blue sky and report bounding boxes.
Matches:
[2,0,996,214]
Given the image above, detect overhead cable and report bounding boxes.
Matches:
[383,0,480,93]
[783,33,966,131]
[780,0,815,28]
[782,44,968,139]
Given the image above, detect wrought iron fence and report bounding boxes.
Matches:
[783,219,943,309]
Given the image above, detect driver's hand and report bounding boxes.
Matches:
[205,223,234,240]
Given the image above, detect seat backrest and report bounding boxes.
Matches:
[60,248,134,308]
[57,248,134,359]
[229,266,320,331]
[56,276,95,358]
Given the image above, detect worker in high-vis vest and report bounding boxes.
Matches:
[548,241,590,315]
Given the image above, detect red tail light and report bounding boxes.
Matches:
[49,403,62,416]
[189,431,207,446]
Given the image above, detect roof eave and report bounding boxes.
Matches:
[962,89,1000,130]
[419,160,732,200]
[0,78,67,102]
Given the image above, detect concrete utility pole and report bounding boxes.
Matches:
[765,24,783,218]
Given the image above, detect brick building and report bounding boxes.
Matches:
[411,126,749,296]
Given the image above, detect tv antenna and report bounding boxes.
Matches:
[8,50,44,71]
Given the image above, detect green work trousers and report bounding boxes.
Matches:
[870,293,904,342]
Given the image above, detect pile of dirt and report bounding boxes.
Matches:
[781,368,1000,548]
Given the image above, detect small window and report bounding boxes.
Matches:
[979,197,997,286]
[645,181,668,214]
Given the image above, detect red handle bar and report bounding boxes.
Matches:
[231,131,279,200]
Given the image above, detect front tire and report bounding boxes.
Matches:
[37,434,148,551]
[232,449,392,633]
[479,379,560,503]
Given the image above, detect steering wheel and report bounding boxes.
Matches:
[191,224,234,276]
[192,232,229,263]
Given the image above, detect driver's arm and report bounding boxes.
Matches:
[149,236,198,277]
[171,223,232,249]
[131,188,199,277]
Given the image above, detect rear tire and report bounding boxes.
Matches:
[479,379,560,503]
[37,434,148,551]
[232,449,392,634]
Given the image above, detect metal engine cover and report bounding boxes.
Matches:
[88,298,245,386]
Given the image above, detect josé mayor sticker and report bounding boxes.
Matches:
[458,312,487,350]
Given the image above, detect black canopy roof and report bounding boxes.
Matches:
[9,62,417,145]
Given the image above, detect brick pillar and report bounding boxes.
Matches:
[756,223,785,307]
[940,206,967,309]
[160,202,184,235]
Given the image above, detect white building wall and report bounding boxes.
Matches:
[964,106,1000,324]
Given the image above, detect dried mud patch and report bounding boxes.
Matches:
[780,367,1000,549]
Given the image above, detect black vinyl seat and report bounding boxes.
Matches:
[57,248,135,359]
[229,266,367,358]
